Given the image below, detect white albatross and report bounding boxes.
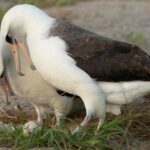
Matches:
[0,37,150,133]
[0,4,106,133]
[1,33,150,134]
[0,4,150,133]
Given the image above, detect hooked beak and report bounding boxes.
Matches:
[10,40,23,75]
[17,42,36,70]
[9,40,36,76]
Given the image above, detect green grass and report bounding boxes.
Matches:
[0,6,7,21]
[16,0,88,7]
[0,112,142,150]
[126,32,147,48]
[0,0,89,21]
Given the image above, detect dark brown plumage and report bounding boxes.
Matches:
[50,20,150,81]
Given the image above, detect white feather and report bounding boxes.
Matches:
[0,4,106,132]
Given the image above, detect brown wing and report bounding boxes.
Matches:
[50,19,150,81]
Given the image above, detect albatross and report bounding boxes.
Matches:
[0,38,150,134]
[1,36,150,134]
[0,4,106,133]
[1,34,149,134]
[0,4,150,133]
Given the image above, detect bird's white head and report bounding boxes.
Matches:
[0,4,35,42]
[1,4,52,42]
[0,4,43,74]
[0,4,53,74]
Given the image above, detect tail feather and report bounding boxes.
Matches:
[77,82,106,119]
[99,81,150,105]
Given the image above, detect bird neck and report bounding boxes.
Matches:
[0,44,4,76]
[24,13,55,39]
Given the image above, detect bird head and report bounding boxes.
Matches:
[0,4,36,75]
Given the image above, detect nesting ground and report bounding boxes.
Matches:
[0,0,150,149]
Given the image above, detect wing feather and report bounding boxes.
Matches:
[50,20,150,81]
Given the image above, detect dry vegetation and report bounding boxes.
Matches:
[0,109,148,149]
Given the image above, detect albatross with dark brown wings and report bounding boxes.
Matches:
[0,4,150,134]
[51,19,150,81]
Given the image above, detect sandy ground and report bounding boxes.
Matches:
[0,0,150,149]
[46,0,150,51]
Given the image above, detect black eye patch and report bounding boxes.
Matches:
[5,35,13,44]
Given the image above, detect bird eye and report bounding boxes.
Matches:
[5,35,13,44]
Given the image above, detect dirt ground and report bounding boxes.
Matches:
[0,0,150,149]
[46,0,150,51]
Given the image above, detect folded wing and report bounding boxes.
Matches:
[50,20,150,81]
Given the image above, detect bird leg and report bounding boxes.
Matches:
[55,109,65,125]
[71,114,91,134]
[96,119,104,133]
[23,104,47,135]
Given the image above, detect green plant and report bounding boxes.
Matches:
[0,112,142,150]
[16,0,88,7]
[53,0,76,6]
[126,32,147,48]
[0,6,7,21]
